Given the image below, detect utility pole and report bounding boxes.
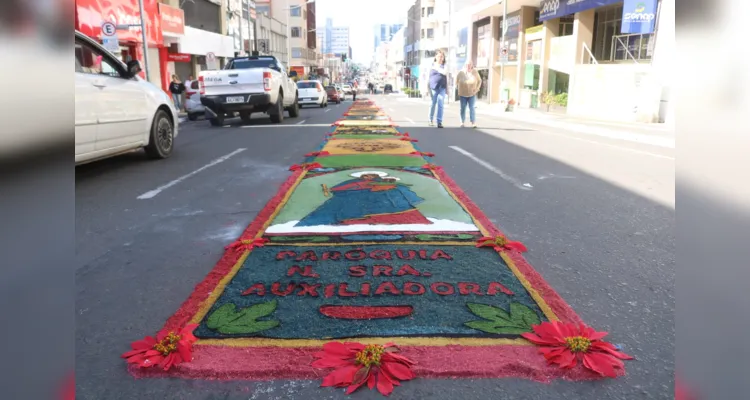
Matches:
[500,0,507,102]
[447,0,452,103]
[137,0,150,81]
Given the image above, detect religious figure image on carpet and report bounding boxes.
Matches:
[264,168,479,234]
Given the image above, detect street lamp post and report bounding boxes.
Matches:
[137,0,150,81]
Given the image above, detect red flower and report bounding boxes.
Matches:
[289,162,323,171]
[421,163,443,172]
[312,342,416,396]
[476,235,528,252]
[122,324,198,371]
[225,237,269,253]
[305,151,330,157]
[521,321,633,378]
[410,151,435,157]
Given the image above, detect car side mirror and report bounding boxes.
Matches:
[126,60,142,77]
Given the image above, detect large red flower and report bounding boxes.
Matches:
[121,324,198,371]
[312,342,416,396]
[521,321,633,378]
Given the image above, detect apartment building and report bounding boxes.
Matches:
[270,0,317,76]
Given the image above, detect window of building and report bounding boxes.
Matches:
[257,5,270,16]
[291,27,301,37]
[558,16,574,36]
[421,29,425,39]
[292,47,303,58]
[422,7,425,17]
[427,7,434,16]
[290,6,301,17]
[591,4,654,62]
[426,28,434,39]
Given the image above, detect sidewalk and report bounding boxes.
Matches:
[395,96,675,149]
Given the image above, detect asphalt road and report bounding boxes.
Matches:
[75,95,675,399]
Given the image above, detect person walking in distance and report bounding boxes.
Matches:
[456,61,482,128]
[428,50,447,128]
[169,74,185,112]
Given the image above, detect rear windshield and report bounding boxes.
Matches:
[297,82,319,89]
[225,58,276,69]
[325,86,337,93]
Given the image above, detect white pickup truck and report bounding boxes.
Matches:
[199,55,300,126]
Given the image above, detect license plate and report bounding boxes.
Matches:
[226,96,245,103]
[305,98,315,101]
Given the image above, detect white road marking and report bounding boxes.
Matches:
[137,148,247,200]
[325,109,330,112]
[405,117,415,125]
[388,107,395,112]
[296,120,307,125]
[449,146,533,191]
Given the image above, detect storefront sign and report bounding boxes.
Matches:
[539,0,621,22]
[167,53,191,62]
[498,11,521,63]
[159,3,185,36]
[475,24,491,69]
[621,0,658,34]
[75,0,162,45]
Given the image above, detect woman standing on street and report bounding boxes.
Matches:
[456,61,482,128]
[428,50,447,128]
[169,75,185,112]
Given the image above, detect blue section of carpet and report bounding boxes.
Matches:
[194,245,547,340]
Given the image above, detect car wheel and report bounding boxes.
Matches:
[269,93,284,123]
[209,113,225,127]
[187,112,198,121]
[144,109,174,159]
[320,100,326,108]
[288,94,300,118]
[240,111,252,123]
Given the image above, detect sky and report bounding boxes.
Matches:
[313,0,412,64]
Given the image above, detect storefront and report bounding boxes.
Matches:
[473,17,491,102]
[75,0,163,86]
[157,3,187,93]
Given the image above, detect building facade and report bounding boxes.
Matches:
[373,23,404,49]
[464,0,670,123]
[330,26,350,57]
[270,0,317,76]
[255,11,289,64]
[404,0,421,92]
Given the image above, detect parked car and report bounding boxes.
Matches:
[325,86,342,104]
[199,55,299,126]
[384,84,393,94]
[296,80,327,108]
[185,80,204,120]
[334,85,346,101]
[341,84,354,95]
[75,30,179,165]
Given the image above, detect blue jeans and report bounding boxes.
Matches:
[459,95,476,124]
[172,93,182,110]
[429,87,446,123]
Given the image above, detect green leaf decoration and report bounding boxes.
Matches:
[206,300,280,335]
[464,302,540,334]
[270,236,330,242]
[415,234,475,241]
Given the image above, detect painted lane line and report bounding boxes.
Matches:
[449,146,533,191]
[405,117,415,125]
[296,120,307,125]
[388,107,395,112]
[137,148,247,200]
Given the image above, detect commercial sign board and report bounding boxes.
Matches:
[621,0,658,34]
[158,3,185,36]
[455,27,468,70]
[539,0,621,22]
[498,11,521,63]
[167,53,191,62]
[75,0,163,45]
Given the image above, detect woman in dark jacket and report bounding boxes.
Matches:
[169,75,185,112]
[428,50,447,128]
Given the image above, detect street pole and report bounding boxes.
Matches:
[137,0,150,81]
[238,11,244,57]
[447,0,452,104]
[500,0,507,102]
[286,0,291,69]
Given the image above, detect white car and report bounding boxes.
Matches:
[296,80,327,108]
[75,30,179,165]
[185,80,205,120]
[199,55,299,126]
[341,84,354,95]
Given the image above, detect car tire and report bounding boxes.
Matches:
[320,100,326,108]
[287,94,300,118]
[209,113,225,127]
[269,93,284,123]
[144,109,174,159]
[240,111,252,123]
[187,112,198,121]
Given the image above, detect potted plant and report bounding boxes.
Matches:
[505,98,516,112]
[540,91,556,112]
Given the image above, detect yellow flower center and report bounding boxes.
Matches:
[355,344,384,367]
[494,237,507,246]
[565,336,591,353]
[153,332,181,356]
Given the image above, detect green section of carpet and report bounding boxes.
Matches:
[315,155,425,168]
[271,168,475,225]
[269,236,331,242]
[415,234,476,241]
[330,135,401,140]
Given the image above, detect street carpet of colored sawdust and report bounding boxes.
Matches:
[134,98,601,384]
